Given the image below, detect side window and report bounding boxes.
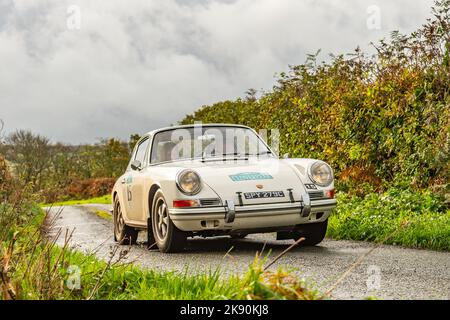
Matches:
[134,138,150,166]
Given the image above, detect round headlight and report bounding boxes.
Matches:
[308,161,333,187]
[176,170,201,195]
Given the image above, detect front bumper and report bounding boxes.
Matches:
[169,198,337,232]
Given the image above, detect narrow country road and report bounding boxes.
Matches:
[46,204,450,300]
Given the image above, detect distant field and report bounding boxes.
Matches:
[42,194,112,206]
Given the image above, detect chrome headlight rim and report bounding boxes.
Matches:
[307,161,334,187]
[176,169,202,195]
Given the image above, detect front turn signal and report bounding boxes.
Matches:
[325,189,335,199]
[173,199,200,208]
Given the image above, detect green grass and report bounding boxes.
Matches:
[13,246,324,300]
[327,188,450,251]
[41,194,112,207]
[94,209,112,220]
[13,240,323,300]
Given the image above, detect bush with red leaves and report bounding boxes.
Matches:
[64,178,115,200]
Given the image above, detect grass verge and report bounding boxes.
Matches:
[41,194,112,207]
[327,188,450,251]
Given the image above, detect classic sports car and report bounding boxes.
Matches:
[112,124,337,252]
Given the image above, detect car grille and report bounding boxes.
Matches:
[200,198,222,206]
[308,191,324,200]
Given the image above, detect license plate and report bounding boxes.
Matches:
[244,191,285,199]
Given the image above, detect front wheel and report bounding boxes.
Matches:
[151,190,186,253]
[114,197,138,245]
[289,219,328,246]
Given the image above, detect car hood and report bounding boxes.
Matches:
[165,157,308,204]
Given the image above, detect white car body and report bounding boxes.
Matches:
[112,124,337,252]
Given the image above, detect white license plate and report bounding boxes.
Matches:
[244,191,285,199]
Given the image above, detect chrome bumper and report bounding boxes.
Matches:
[169,198,337,232]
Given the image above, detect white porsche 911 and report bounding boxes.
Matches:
[112,124,337,252]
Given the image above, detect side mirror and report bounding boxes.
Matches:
[283,153,290,159]
[130,159,142,171]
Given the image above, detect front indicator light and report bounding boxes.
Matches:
[325,189,335,199]
[173,199,200,208]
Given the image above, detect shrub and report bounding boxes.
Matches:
[0,154,12,200]
[63,178,116,201]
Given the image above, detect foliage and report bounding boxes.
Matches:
[240,254,323,300]
[62,178,115,201]
[181,1,450,196]
[0,154,13,201]
[328,188,450,250]
[2,130,51,189]
[1,132,140,202]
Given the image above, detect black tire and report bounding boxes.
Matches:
[151,190,186,253]
[147,216,156,250]
[290,219,328,246]
[113,196,138,245]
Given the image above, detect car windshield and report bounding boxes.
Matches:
[150,126,272,164]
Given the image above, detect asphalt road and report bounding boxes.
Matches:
[45,204,450,300]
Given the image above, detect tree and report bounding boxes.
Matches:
[129,134,141,152]
[3,130,51,190]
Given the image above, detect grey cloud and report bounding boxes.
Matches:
[0,0,434,143]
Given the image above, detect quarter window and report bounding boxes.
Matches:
[134,138,150,166]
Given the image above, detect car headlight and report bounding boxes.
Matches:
[308,161,333,187]
[176,169,201,195]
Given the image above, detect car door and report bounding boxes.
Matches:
[124,136,151,222]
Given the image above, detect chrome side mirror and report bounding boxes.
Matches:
[130,159,142,171]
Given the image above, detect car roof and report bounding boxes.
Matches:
[144,123,253,136]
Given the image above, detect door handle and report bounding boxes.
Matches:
[121,178,126,184]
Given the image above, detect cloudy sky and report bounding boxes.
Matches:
[0,0,435,144]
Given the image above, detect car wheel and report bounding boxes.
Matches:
[113,197,138,245]
[152,190,186,253]
[290,219,328,246]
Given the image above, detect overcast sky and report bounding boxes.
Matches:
[0,0,435,144]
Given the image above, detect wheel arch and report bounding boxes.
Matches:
[147,183,161,218]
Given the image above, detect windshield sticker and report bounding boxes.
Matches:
[229,172,273,181]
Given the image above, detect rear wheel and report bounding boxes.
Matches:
[152,190,186,253]
[113,197,138,245]
[288,219,328,246]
